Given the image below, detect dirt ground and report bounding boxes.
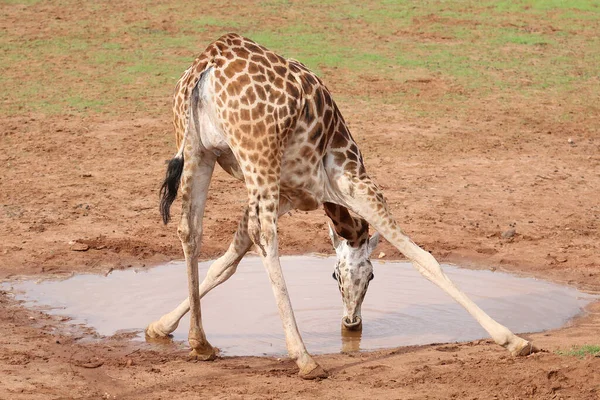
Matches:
[2,2,600,400]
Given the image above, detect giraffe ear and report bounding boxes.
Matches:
[328,224,341,249]
[366,232,380,257]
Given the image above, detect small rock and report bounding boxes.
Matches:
[567,138,574,144]
[126,358,133,367]
[70,242,89,252]
[501,229,516,239]
[378,252,386,259]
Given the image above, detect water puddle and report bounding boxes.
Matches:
[3,256,596,356]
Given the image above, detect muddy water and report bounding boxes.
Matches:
[3,256,596,356]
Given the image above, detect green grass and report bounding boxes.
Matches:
[1,0,599,117]
[556,345,600,358]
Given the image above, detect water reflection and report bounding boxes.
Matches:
[341,326,362,353]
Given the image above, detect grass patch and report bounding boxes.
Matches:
[556,345,600,358]
[2,0,599,117]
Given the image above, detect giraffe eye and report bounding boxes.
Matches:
[368,273,375,281]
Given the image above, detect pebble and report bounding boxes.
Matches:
[70,242,89,252]
[378,252,386,259]
[501,229,516,239]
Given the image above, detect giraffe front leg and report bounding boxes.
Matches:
[246,183,326,378]
[337,174,537,356]
[257,214,327,378]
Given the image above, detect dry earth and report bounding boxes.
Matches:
[1,1,600,399]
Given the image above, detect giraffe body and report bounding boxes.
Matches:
[148,33,536,379]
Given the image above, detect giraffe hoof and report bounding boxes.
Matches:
[188,346,217,361]
[298,363,328,380]
[511,341,540,357]
[145,321,172,339]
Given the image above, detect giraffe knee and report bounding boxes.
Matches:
[177,218,191,242]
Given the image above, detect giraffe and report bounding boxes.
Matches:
[146,33,536,379]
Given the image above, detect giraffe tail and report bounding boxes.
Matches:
[159,153,184,225]
[159,67,207,224]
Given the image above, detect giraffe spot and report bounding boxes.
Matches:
[194,61,206,73]
[254,85,267,101]
[266,52,282,64]
[258,158,270,168]
[273,77,284,89]
[245,87,257,104]
[233,46,250,59]
[239,123,251,135]
[255,101,266,116]
[245,43,264,54]
[300,146,312,158]
[249,153,259,163]
[253,120,267,135]
[251,54,270,68]
[310,123,323,142]
[239,109,250,122]
[228,58,247,74]
[227,99,239,109]
[226,82,243,96]
[214,57,226,68]
[359,164,367,177]
[300,76,312,94]
[346,151,358,162]
[248,62,260,75]
[238,73,251,87]
[331,132,349,149]
[208,45,219,57]
[345,161,357,172]
[273,65,287,77]
[323,109,333,128]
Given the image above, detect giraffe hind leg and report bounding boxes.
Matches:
[146,200,293,339]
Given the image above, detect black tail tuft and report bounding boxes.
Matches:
[159,155,184,224]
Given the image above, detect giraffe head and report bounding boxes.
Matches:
[329,225,380,331]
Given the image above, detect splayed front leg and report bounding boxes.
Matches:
[337,174,538,356]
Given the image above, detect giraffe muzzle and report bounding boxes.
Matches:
[342,316,362,331]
